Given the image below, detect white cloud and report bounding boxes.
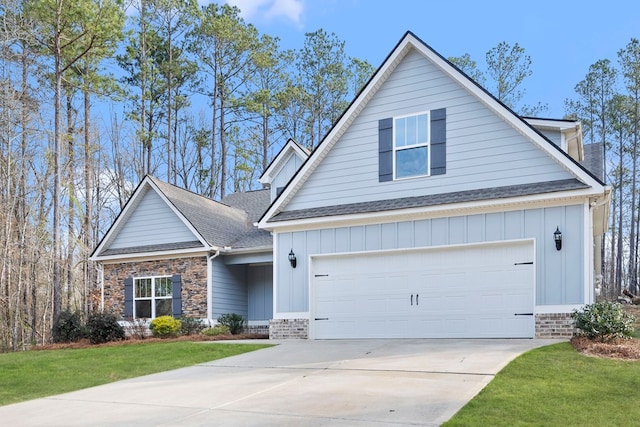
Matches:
[227,0,303,25]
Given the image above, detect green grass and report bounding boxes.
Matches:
[443,342,640,427]
[0,341,271,406]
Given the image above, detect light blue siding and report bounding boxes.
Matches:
[211,261,247,318]
[271,152,305,201]
[275,204,585,313]
[110,188,197,249]
[539,129,562,147]
[248,265,273,321]
[285,49,573,212]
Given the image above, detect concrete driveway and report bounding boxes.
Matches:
[0,339,560,426]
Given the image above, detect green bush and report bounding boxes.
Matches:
[86,312,126,344]
[201,325,231,336]
[180,316,205,336]
[149,316,182,338]
[52,310,86,343]
[572,301,636,342]
[217,313,245,335]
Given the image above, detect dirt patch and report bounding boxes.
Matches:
[571,336,640,360]
[32,333,269,351]
[570,304,640,361]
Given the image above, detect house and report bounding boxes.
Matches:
[91,32,609,339]
[90,138,308,333]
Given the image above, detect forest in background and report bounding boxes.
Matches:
[0,0,638,351]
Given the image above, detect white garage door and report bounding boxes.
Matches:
[311,241,534,339]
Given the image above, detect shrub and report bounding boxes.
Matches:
[149,316,182,338]
[126,318,150,339]
[217,313,245,335]
[86,312,126,344]
[52,310,86,343]
[572,301,636,342]
[180,316,205,336]
[202,325,231,336]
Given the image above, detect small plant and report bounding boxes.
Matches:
[52,310,86,343]
[572,301,636,342]
[217,313,245,335]
[202,325,231,336]
[180,316,205,336]
[126,318,150,339]
[86,312,126,344]
[149,316,182,338]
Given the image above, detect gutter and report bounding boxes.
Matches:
[207,250,221,321]
[96,263,104,312]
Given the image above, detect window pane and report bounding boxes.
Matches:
[396,147,428,178]
[135,300,151,318]
[156,299,172,317]
[417,114,428,143]
[155,277,172,297]
[395,117,406,147]
[406,115,417,146]
[135,278,151,298]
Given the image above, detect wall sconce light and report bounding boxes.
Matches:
[553,227,562,251]
[288,249,297,268]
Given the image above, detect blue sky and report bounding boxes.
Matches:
[225,0,639,118]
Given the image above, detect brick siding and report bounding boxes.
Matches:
[535,313,575,338]
[269,319,308,339]
[103,256,208,319]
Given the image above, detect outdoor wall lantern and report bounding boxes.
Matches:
[288,249,297,268]
[553,227,562,251]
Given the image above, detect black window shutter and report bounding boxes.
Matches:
[378,118,393,182]
[430,108,446,175]
[124,277,133,318]
[172,274,182,318]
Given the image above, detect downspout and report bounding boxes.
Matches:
[95,263,104,312]
[207,250,220,322]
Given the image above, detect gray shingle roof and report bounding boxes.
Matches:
[151,178,248,247]
[221,190,272,248]
[268,179,589,222]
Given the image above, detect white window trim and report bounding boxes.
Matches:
[393,111,431,180]
[133,275,173,319]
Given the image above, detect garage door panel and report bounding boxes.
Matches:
[312,241,534,339]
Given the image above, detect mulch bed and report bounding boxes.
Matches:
[32,333,269,351]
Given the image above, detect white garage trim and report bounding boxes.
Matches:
[309,239,536,339]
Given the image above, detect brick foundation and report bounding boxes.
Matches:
[535,313,575,338]
[269,319,309,339]
[103,256,208,319]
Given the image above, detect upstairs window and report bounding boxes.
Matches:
[394,112,430,179]
[378,108,446,182]
[134,276,172,318]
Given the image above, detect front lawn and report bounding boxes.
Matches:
[443,342,640,426]
[0,342,270,406]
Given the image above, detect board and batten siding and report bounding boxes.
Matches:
[275,204,584,314]
[248,265,273,321]
[211,260,248,318]
[270,153,305,201]
[284,49,574,212]
[109,188,196,249]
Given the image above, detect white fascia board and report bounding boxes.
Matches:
[221,245,273,255]
[263,187,606,233]
[535,304,585,314]
[92,246,216,263]
[273,312,309,320]
[146,179,210,247]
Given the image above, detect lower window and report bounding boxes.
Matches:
[134,276,172,318]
